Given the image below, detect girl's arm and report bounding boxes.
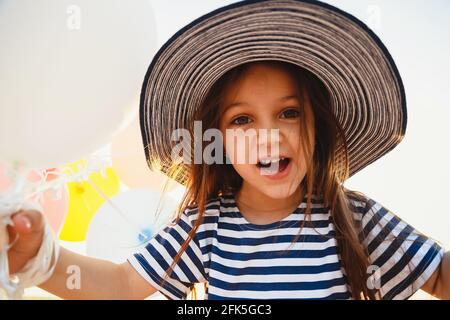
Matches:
[39,246,157,300]
[8,209,157,299]
[422,250,450,299]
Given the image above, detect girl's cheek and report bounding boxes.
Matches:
[231,163,257,183]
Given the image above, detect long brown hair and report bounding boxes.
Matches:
[161,60,378,299]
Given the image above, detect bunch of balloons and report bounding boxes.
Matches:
[0,0,165,299]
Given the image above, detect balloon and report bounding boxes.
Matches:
[0,0,157,168]
[111,114,180,191]
[0,164,68,235]
[58,160,120,241]
[28,170,69,235]
[86,189,177,264]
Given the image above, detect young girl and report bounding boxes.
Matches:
[6,0,449,300]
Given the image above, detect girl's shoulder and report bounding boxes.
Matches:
[182,193,235,215]
[177,193,241,230]
[345,189,376,214]
[344,189,408,236]
[178,194,224,225]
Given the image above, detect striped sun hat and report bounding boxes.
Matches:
[140,0,407,186]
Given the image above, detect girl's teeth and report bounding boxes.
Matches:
[259,157,285,165]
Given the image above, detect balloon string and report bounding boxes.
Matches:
[0,163,58,299]
[85,177,148,241]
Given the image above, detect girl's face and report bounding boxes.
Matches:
[219,63,315,199]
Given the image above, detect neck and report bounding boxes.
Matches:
[235,183,304,225]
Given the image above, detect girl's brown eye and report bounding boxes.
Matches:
[280,108,300,119]
[231,116,252,125]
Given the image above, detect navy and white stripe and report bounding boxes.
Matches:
[349,195,444,299]
[128,192,444,300]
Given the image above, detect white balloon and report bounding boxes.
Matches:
[0,0,157,168]
[86,189,178,264]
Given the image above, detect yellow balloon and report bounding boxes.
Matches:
[59,160,120,241]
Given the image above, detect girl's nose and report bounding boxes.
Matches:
[257,132,279,159]
[257,117,287,142]
[251,123,286,158]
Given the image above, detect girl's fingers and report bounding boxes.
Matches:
[8,210,44,260]
[6,223,18,245]
[7,211,45,274]
[11,210,44,235]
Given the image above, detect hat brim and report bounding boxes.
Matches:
[140,0,407,186]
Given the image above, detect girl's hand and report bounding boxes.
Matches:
[6,210,45,274]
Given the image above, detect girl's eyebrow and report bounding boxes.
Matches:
[223,95,299,112]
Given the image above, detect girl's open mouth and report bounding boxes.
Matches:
[256,157,291,179]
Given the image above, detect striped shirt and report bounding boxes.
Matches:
[127,192,444,300]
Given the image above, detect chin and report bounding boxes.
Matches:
[258,183,300,200]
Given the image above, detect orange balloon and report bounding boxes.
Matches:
[111,114,179,192]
